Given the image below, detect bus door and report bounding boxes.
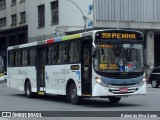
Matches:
[81,38,92,95]
[36,47,46,92]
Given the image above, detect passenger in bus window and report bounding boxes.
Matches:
[115,53,126,66]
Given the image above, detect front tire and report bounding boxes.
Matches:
[69,83,81,105]
[151,80,159,88]
[108,97,121,103]
[25,81,33,98]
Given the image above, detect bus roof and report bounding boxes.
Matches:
[8,33,85,50]
[7,29,143,50]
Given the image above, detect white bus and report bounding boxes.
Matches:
[7,29,146,104]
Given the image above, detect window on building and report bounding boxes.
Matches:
[20,12,26,24]
[18,33,26,45]
[0,17,6,27]
[9,35,16,46]
[51,0,59,25]
[0,37,6,51]
[11,14,17,26]
[11,0,16,5]
[0,0,6,9]
[38,4,45,28]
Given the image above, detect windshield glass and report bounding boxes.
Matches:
[94,43,144,72]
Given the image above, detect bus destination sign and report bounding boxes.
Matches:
[96,30,143,41]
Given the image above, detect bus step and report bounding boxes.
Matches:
[38,91,45,95]
[82,94,92,96]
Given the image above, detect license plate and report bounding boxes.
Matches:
[120,88,128,92]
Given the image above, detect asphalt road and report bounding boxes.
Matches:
[0,83,160,120]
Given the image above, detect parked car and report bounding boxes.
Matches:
[148,67,160,88]
[0,72,7,81]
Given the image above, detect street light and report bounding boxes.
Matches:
[67,0,87,32]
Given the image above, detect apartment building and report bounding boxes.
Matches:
[0,0,27,71]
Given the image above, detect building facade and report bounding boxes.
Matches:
[94,0,160,75]
[26,0,93,42]
[0,0,27,71]
[0,0,160,75]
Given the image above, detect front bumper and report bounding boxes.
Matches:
[92,82,146,97]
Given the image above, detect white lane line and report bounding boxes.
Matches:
[0,118,9,120]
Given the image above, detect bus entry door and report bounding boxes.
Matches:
[81,40,92,95]
[36,48,46,92]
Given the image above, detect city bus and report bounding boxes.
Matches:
[7,29,146,104]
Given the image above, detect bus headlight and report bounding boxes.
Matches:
[138,74,146,86]
[95,77,108,87]
[138,79,145,86]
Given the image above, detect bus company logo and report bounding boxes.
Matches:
[2,112,11,117]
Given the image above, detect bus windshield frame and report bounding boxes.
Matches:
[93,30,144,74]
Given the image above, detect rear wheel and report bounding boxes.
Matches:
[25,81,33,98]
[108,97,121,103]
[151,80,159,88]
[69,83,81,105]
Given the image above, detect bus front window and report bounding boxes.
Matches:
[94,43,144,72]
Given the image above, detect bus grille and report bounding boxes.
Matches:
[110,83,137,86]
[109,87,138,94]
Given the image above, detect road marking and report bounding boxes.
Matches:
[0,118,9,120]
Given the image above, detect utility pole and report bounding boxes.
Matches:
[67,0,87,32]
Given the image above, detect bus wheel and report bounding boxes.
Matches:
[108,97,121,103]
[25,81,33,98]
[69,84,81,105]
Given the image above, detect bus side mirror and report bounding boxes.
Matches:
[92,43,96,57]
[92,47,96,57]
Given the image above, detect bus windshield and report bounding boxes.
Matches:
[93,43,144,72]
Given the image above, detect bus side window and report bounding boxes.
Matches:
[57,44,64,64]
[17,50,22,66]
[75,42,79,62]
[14,51,17,66]
[47,46,52,64]
[53,44,59,64]
[9,52,15,67]
[69,42,79,63]
[12,52,15,66]
[83,44,89,65]
[29,49,36,66]
[52,46,55,64]
[8,52,10,67]
[14,51,21,66]
[64,43,69,63]
[68,43,71,63]
[22,50,28,66]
